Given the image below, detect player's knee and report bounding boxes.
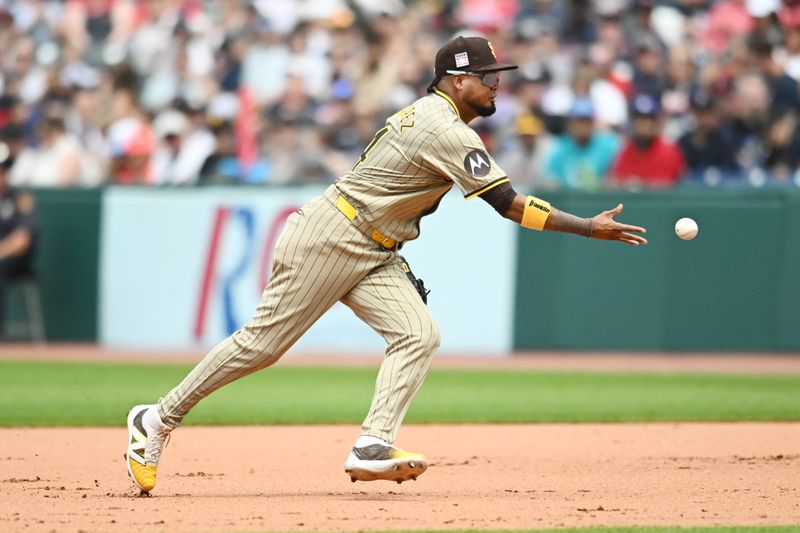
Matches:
[417,319,441,354]
[232,326,275,361]
[232,326,258,350]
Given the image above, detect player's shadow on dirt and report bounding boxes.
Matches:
[131,489,448,501]
[337,491,431,501]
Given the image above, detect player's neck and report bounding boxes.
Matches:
[433,88,477,123]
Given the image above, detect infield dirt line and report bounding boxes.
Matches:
[1,343,799,374]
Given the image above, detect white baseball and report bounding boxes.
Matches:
[675,217,698,240]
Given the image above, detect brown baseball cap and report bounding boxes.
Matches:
[427,36,518,92]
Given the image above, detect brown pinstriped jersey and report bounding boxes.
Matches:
[332,89,508,243]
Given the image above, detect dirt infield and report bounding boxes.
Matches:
[2,423,799,532]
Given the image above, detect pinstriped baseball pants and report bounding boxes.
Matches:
[157,193,440,443]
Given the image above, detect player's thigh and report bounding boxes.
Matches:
[253,200,384,324]
[341,256,439,346]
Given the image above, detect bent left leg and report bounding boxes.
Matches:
[341,255,441,444]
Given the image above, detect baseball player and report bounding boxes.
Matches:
[126,36,647,493]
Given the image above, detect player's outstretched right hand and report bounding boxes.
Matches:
[590,204,648,246]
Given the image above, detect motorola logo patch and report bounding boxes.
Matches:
[464,149,491,177]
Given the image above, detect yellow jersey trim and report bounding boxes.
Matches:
[433,89,461,120]
[464,177,510,199]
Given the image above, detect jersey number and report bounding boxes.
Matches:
[353,126,389,171]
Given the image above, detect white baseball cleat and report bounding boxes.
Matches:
[125,404,171,493]
[344,443,428,484]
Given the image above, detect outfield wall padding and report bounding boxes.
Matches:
[31,188,102,341]
[513,188,800,351]
[28,186,800,350]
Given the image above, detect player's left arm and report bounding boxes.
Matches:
[480,182,648,246]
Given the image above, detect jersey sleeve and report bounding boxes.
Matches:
[422,125,509,199]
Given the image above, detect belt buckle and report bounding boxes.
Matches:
[371,229,395,250]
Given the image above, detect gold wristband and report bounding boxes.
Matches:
[521,196,552,230]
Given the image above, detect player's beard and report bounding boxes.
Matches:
[475,102,497,117]
[468,99,497,117]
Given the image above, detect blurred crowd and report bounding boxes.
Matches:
[2,0,800,190]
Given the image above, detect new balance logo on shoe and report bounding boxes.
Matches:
[125,405,171,493]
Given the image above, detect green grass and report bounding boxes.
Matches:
[0,360,799,426]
